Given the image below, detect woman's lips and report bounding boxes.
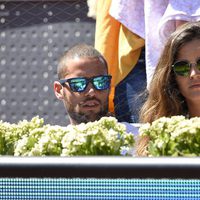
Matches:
[189,83,200,89]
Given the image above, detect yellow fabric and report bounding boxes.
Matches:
[95,0,145,113]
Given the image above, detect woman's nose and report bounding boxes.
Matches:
[190,66,200,78]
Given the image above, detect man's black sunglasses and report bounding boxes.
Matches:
[59,75,112,92]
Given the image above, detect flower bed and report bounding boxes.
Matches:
[139,116,200,156]
[0,116,134,156]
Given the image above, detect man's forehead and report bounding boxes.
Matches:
[65,56,105,68]
[63,56,106,76]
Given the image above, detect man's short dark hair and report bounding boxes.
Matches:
[57,43,108,79]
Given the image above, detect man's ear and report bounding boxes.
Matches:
[54,81,64,100]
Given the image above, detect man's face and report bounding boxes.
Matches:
[54,57,110,124]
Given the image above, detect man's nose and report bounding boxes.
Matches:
[85,83,96,96]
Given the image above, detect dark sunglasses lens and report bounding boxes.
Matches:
[196,59,200,71]
[69,78,87,92]
[93,76,111,90]
[173,61,190,76]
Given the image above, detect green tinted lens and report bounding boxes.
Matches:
[69,78,87,92]
[196,59,200,71]
[93,76,110,90]
[173,61,190,76]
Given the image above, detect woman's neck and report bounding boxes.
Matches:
[187,101,200,118]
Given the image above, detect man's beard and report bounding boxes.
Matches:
[65,98,109,125]
[68,108,108,124]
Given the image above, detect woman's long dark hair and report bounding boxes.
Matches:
[140,21,200,123]
[137,21,200,156]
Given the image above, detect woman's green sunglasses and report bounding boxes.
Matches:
[172,58,200,76]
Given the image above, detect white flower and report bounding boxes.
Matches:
[0,116,135,156]
[139,116,200,156]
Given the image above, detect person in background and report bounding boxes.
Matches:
[54,43,112,125]
[110,0,200,88]
[95,0,146,123]
[137,21,200,155]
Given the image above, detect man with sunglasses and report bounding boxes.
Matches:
[54,44,112,125]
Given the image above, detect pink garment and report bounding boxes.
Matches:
[159,0,200,42]
[110,0,200,87]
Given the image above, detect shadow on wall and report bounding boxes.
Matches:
[0,0,95,126]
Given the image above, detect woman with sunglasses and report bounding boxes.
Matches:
[54,43,112,125]
[137,21,200,156]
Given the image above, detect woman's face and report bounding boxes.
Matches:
[175,39,200,105]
